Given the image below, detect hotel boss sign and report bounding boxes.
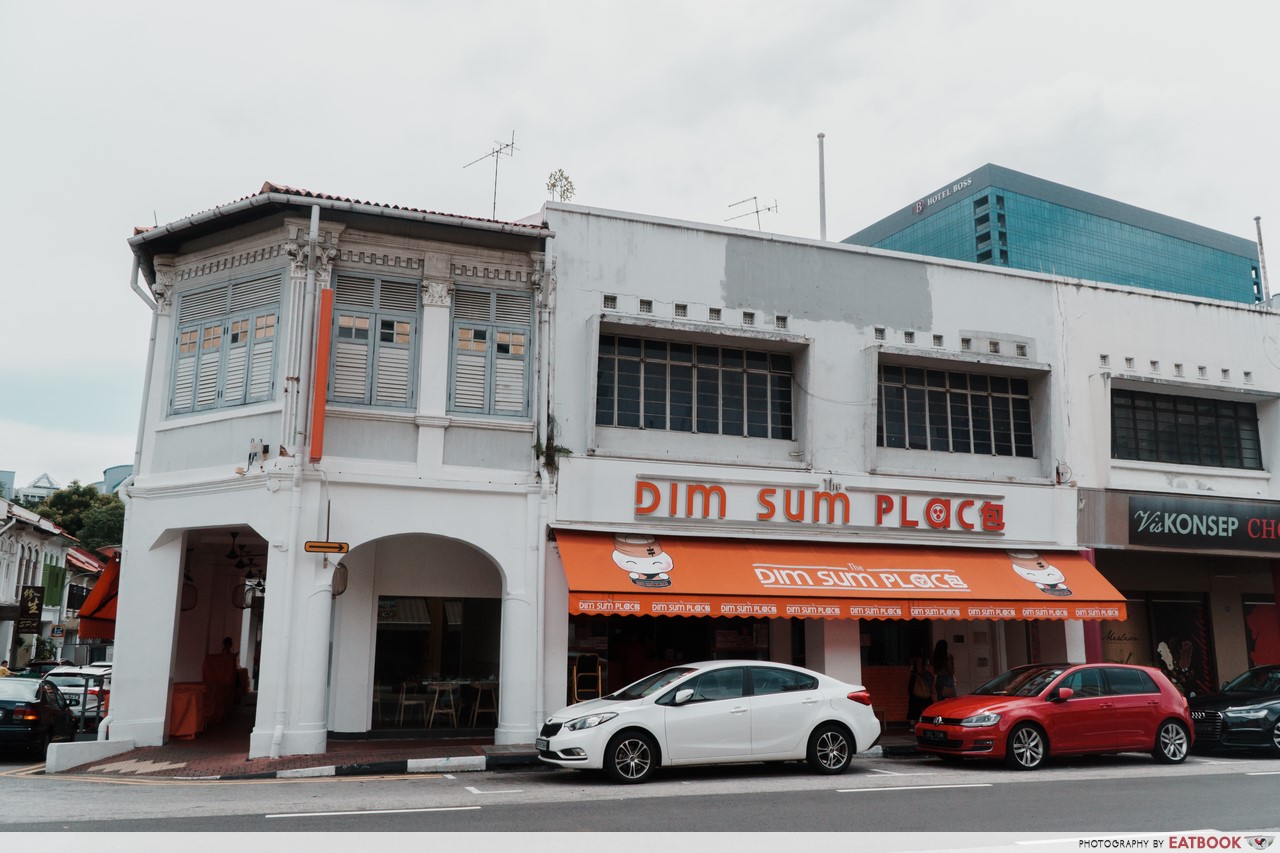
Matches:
[1129,495,1280,553]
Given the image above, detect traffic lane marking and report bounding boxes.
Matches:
[267,806,480,819]
[465,785,524,794]
[837,783,993,792]
[869,768,937,776]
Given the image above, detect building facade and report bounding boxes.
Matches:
[0,498,72,666]
[58,186,1279,769]
[845,164,1263,304]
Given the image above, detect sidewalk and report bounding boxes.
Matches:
[56,705,918,781]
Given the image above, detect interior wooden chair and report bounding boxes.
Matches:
[469,681,497,726]
[427,682,458,727]
[572,653,602,703]
[397,682,429,726]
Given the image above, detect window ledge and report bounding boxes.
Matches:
[875,344,1051,374]
[1110,458,1270,480]
[586,446,810,470]
[445,416,535,433]
[869,463,1052,486]
[158,401,283,431]
[326,406,416,424]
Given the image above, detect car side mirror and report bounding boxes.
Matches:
[1051,687,1074,702]
[673,688,694,706]
[1222,681,1230,690]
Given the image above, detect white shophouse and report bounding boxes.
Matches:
[56,189,1279,770]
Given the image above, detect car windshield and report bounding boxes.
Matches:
[974,665,1070,697]
[0,680,40,701]
[1223,667,1280,694]
[608,667,696,701]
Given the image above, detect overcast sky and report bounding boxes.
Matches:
[2,1,1277,490]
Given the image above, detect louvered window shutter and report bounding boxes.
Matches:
[172,328,199,413]
[247,312,277,402]
[331,312,373,403]
[194,321,223,409]
[450,288,532,416]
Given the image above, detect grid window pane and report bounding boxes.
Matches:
[877,365,1034,458]
[596,336,794,439]
[1110,388,1262,470]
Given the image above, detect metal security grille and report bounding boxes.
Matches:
[1111,388,1262,469]
[595,335,794,440]
[877,364,1034,457]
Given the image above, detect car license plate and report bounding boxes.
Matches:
[68,698,80,706]
[535,738,549,751]
[923,729,946,741]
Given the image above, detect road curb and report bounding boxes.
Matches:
[213,752,530,781]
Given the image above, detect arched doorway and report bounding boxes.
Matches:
[338,533,504,735]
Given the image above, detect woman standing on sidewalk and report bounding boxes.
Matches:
[906,654,933,724]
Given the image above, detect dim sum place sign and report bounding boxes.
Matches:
[633,477,1006,535]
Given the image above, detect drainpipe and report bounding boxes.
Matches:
[533,231,556,727]
[270,204,320,758]
[128,254,160,484]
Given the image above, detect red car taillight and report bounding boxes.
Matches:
[846,690,872,706]
[11,704,40,722]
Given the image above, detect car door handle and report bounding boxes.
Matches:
[802,698,819,705]
[1146,700,1159,706]
[729,706,748,715]
[1099,703,1114,709]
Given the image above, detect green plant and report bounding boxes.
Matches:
[35,636,56,659]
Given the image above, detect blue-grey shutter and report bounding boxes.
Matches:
[451,290,492,412]
[248,329,275,401]
[172,336,197,412]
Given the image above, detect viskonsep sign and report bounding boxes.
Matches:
[1129,495,1280,553]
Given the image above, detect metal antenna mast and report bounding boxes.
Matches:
[726,196,779,231]
[465,131,518,219]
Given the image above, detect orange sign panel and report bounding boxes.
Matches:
[555,530,1126,622]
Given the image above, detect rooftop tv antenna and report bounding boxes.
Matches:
[726,196,779,231]
[465,131,518,219]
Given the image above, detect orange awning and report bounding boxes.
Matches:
[78,550,120,640]
[556,531,1126,622]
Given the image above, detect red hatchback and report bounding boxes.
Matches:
[915,663,1192,770]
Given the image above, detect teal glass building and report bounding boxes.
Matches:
[845,164,1262,304]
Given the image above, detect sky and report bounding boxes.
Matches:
[2,1,1278,490]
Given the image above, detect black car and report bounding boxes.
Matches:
[0,677,78,759]
[1188,665,1280,754]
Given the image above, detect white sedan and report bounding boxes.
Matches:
[538,660,881,783]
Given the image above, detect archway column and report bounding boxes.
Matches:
[496,591,537,743]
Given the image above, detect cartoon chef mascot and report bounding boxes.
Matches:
[1008,550,1073,597]
[612,533,674,589]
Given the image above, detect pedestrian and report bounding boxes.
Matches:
[0,659,10,677]
[931,640,957,701]
[906,653,934,724]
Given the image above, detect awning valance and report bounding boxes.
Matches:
[555,531,1126,622]
[77,550,120,640]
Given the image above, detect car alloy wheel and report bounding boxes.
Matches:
[605,732,657,784]
[807,723,852,774]
[1153,721,1189,763]
[1272,720,1280,754]
[1006,724,1046,770]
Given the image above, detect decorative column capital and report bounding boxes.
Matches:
[423,278,452,307]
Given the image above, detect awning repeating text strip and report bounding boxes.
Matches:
[555,531,1126,622]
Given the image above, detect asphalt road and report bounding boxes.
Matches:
[2,750,1277,836]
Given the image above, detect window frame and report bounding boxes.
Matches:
[447,286,535,419]
[876,362,1035,458]
[595,333,795,440]
[327,272,420,410]
[1110,387,1263,470]
[168,272,283,417]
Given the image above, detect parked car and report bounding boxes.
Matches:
[44,667,110,731]
[0,677,78,759]
[1189,664,1280,754]
[915,662,1192,770]
[538,660,880,783]
[10,659,73,677]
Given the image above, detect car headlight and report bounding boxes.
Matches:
[960,712,1001,728]
[564,712,618,731]
[1223,708,1269,720]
